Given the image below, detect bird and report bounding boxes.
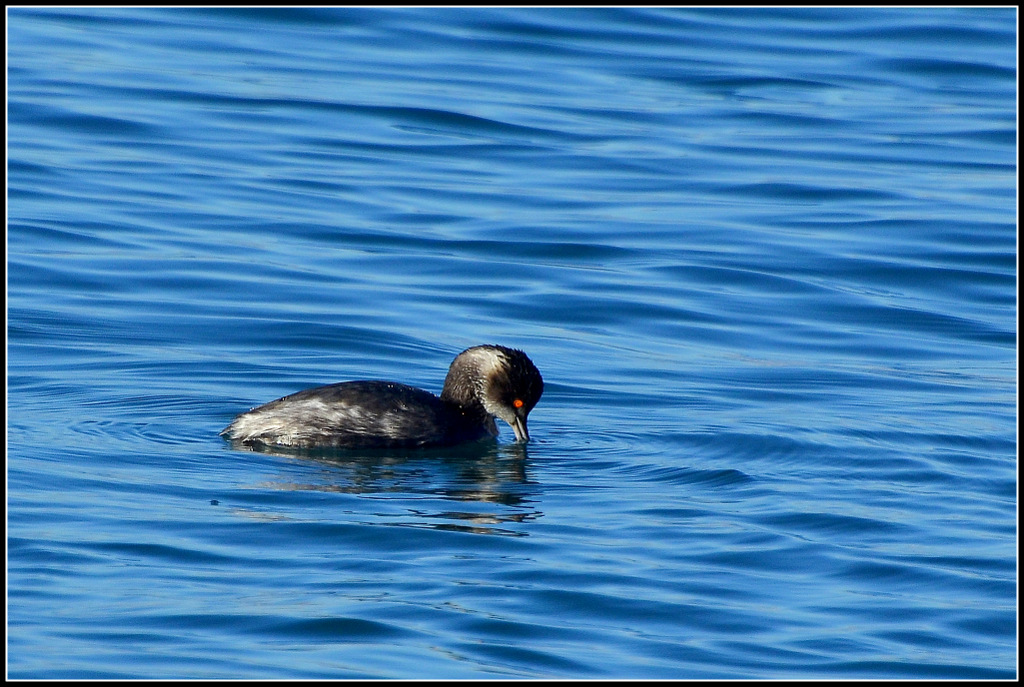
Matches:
[221,344,543,450]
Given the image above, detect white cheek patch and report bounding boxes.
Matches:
[480,393,515,426]
[457,347,517,425]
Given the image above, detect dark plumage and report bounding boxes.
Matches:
[221,345,543,449]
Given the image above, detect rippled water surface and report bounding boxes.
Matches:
[7,7,1017,679]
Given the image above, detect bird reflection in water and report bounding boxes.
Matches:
[231,441,542,536]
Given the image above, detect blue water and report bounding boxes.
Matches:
[6,7,1017,679]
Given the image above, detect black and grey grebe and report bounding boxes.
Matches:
[221,345,543,450]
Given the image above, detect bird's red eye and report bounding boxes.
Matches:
[513,399,524,409]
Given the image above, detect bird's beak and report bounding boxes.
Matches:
[510,415,530,442]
